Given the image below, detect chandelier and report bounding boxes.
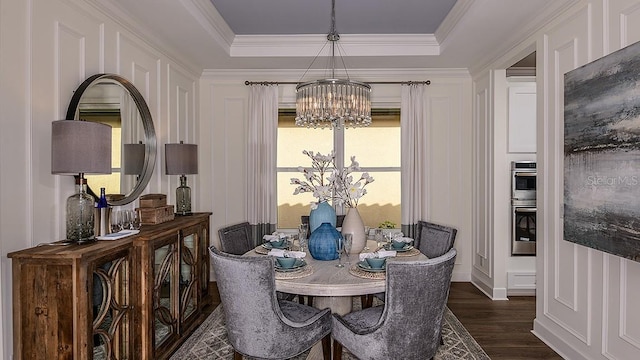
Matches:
[295,0,372,129]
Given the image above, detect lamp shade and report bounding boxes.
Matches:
[51,120,112,174]
[165,142,198,175]
[123,142,145,175]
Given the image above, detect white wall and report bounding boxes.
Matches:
[200,69,474,282]
[0,0,201,358]
[473,0,640,358]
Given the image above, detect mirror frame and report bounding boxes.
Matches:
[66,73,157,206]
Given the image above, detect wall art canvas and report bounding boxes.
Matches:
[564,41,640,262]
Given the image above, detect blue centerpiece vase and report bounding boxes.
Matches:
[309,201,336,233]
[308,222,341,260]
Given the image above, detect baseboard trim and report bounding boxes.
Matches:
[470,275,509,300]
[532,318,588,360]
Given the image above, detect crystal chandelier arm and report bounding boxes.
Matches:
[298,41,330,84]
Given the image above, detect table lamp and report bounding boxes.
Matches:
[165,141,198,215]
[51,120,112,243]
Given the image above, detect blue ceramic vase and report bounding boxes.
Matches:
[309,201,336,233]
[308,222,341,260]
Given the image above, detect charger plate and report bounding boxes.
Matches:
[254,245,269,255]
[349,263,386,280]
[275,259,306,272]
[395,248,421,257]
[262,242,289,250]
[275,264,313,279]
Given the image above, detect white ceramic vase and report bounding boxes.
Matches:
[341,207,366,254]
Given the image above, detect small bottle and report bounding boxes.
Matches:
[97,188,109,236]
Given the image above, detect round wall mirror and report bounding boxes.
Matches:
[66,73,157,206]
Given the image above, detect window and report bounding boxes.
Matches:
[277,109,401,229]
[81,110,122,195]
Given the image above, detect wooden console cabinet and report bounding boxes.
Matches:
[9,212,211,360]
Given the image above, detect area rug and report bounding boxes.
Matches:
[171,300,490,360]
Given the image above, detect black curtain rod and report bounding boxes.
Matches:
[244,80,431,86]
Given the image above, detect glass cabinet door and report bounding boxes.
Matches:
[199,227,209,299]
[154,243,177,347]
[92,253,132,359]
[180,231,198,323]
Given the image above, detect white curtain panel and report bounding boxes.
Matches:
[400,84,429,237]
[247,85,278,239]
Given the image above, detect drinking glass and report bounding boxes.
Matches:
[121,210,132,230]
[385,232,394,248]
[375,228,384,249]
[343,234,353,265]
[363,226,371,250]
[298,223,309,252]
[335,236,345,268]
[110,210,122,233]
[130,210,141,230]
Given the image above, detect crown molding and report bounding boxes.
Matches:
[468,0,579,75]
[201,68,470,83]
[435,0,474,44]
[230,34,440,57]
[506,67,536,77]
[179,0,235,53]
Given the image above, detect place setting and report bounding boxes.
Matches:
[381,234,421,257]
[267,248,313,279]
[254,232,292,255]
[349,249,398,280]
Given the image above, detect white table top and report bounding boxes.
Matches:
[247,240,427,297]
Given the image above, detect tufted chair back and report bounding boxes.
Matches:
[332,248,457,360]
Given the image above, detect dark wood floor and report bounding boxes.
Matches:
[447,282,563,359]
[206,282,563,359]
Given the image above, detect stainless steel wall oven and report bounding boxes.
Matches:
[511,161,536,255]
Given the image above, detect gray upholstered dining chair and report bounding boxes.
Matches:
[363,221,458,308]
[218,222,309,304]
[218,222,254,255]
[416,220,458,258]
[332,248,457,360]
[209,247,332,360]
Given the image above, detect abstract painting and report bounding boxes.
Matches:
[564,40,640,262]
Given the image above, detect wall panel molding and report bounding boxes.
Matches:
[613,1,640,48]
[604,255,640,358]
[166,64,198,209]
[538,2,594,349]
[473,84,490,276]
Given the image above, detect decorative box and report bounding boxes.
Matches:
[137,205,175,225]
[139,194,167,208]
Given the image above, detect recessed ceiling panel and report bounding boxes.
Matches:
[210,0,457,35]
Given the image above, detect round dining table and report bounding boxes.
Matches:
[246,239,427,315]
